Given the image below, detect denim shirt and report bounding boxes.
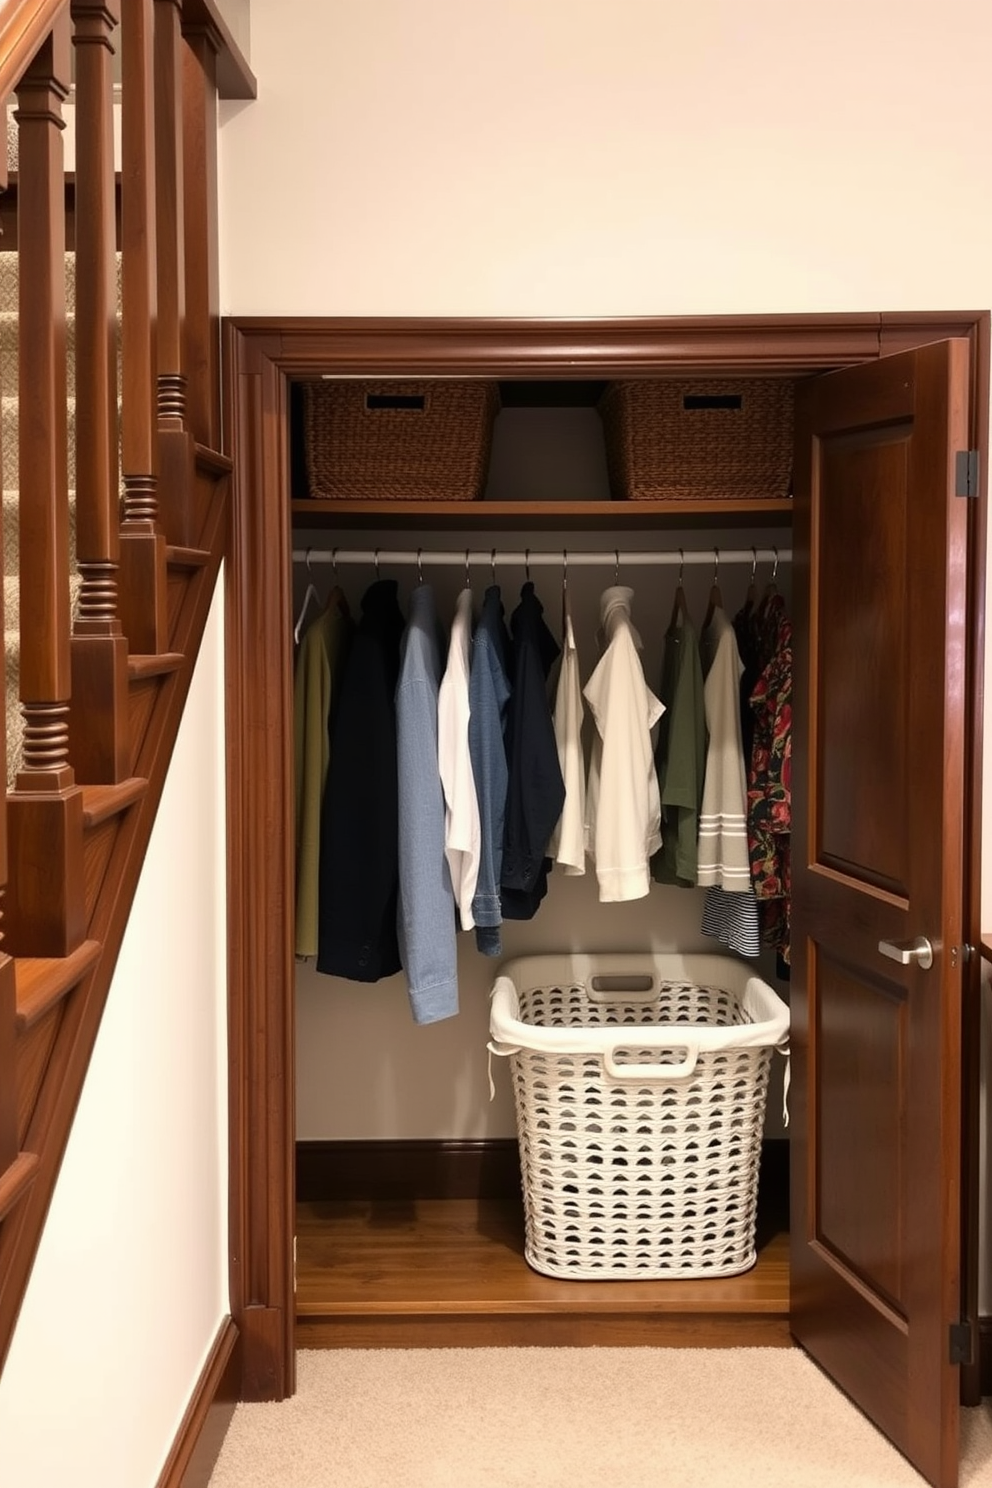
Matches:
[395,584,458,1023]
[468,586,511,955]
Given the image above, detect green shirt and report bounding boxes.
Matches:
[651,615,707,888]
[293,593,352,956]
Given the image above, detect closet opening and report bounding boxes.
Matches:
[289,370,794,1349]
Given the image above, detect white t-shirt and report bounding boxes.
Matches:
[438,587,482,928]
[549,600,586,876]
[583,587,664,902]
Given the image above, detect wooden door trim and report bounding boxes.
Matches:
[221,310,989,1404]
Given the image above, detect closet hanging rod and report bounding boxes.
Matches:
[290,546,793,569]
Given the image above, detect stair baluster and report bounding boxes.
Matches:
[180,17,221,452]
[0,486,14,1180]
[154,0,198,549]
[6,16,85,958]
[118,0,168,654]
[68,0,131,784]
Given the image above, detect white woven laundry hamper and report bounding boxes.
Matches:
[489,953,790,1281]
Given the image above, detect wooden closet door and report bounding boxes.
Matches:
[790,338,971,1488]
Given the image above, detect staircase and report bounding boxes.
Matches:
[0,0,252,1383]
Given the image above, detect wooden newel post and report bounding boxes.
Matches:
[118,0,168,655]
[7,18,85,958]
[68,0,131,783]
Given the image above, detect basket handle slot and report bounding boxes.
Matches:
[682,393,743,411]
[365,392,427,412]
[603,1044,699,1081]
[588,974,657,1000]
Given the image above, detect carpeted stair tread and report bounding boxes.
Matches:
[2,397,79,492]
[0,249,122,316]
[0,314,121,400]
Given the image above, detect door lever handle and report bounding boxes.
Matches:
[878,936,934,971]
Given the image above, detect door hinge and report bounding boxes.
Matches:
[955,449,979,498]
[949,1319,973,1366]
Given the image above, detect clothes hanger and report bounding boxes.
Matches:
[293,549,324,645]
[743,547,758,612]
[758,546,779,614]
[490,547,497,589]
[703,547,722,630]
[668,548,689,628]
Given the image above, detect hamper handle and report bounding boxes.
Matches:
[587,973,659,1002]
[603,1043,699,1081]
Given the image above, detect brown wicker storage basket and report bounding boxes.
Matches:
[302,380,499,501]
[599,378,794,501]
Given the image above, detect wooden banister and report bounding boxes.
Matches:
[180,20,221,451]
[155,0,186,429]
[0,0,68,103]
[0,0,247,1430]
[154,0,202,550]
[118,0,168,654]
[14,20,72,729]
[6,15,86,958]
[68,0,131,783]
[0,971,12,1176]
[0,283,12,1180]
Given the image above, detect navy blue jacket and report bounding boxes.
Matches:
[317,579,405,981]
[468,585,512,954]
[501,582,565,920]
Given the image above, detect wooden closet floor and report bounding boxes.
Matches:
[296,1194,791,1349]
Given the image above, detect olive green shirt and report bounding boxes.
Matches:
[293,593,352,956]
[651,615,707,888]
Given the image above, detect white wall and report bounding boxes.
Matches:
[217,0,992,319]
[218,0,992,1150]
[0,579,229,1488]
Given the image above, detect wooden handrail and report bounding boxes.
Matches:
[0,0,255,105]
[0,0,69,104]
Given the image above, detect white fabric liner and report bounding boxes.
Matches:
[489,951,790,1059]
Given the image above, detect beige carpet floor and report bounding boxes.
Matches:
[209,1348,992,1487]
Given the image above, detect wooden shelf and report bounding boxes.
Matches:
[291,498,795,532]
[296,1196,791,1349]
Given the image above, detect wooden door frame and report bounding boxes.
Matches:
[221,310,989,1404]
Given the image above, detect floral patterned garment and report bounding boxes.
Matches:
[747,593,792,963]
